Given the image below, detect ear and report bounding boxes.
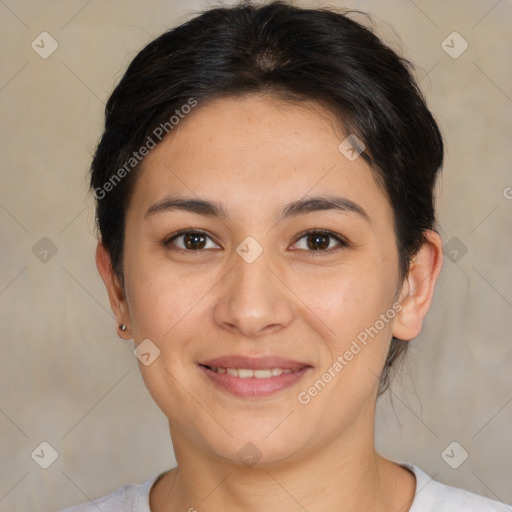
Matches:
[95,241,132,340]
[392,230,443,341]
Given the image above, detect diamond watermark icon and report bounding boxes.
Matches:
[443,237,468,263]
[32,237,58,263]
[236,236,263,264]
[237,442,262,467]
[441,441,468,469]
[31,32,59,59]
[338,134,366,161]
[441,32,468,59]
[134,339,160,366]
[31,441,59,469]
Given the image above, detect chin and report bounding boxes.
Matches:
[207,424,313,468]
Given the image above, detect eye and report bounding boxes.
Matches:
[162,228,348,254]
[163,230,219,251]
[292,229,347,253]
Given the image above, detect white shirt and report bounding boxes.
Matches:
[59,461,511,511]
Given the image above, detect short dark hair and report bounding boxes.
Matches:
[90,0,444,397]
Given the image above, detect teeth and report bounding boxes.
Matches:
[209,366,299,378]
[254,369,272,378]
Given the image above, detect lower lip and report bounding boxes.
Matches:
[199,365,312,398]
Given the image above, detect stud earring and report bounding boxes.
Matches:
[119,324,127,332]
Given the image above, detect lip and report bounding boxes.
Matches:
[200,355,310,371]
[198,355,313,398]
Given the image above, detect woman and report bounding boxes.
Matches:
[61,1,509,510]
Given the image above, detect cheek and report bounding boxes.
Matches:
[124,246,208,341]
[124,264,210,417]
[295,260,396,342]
[299,276,396,409]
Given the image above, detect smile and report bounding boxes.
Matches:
[204,366,300,378]
[198,362,312,398]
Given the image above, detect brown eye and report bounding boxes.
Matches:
[306,232,330,250]
[164,230,219,251]
[293,230,347,252]
[183,233,205,250]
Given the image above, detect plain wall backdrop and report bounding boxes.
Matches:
[0,0,511,510]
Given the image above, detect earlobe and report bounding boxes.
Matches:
[95,241,132,339]
[392,230,443,341]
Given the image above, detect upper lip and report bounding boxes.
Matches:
[199,355,311,371]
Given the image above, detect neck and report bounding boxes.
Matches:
[150,411,416,512]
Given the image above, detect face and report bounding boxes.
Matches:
[103,94,411,465]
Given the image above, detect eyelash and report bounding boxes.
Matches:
[162,228,348,255]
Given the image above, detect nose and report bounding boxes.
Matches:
[213,247,295,338]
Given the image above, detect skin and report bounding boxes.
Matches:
[96,93,443,512]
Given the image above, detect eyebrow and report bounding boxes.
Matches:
[144,194,370,222]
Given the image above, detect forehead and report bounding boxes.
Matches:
[128,94,392,224]
[152,94,346,169]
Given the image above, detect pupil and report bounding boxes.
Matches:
[308,233,329,250]
[185,233,205,250]
[181,233,330,251]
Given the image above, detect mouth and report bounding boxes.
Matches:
[198,355,313,398]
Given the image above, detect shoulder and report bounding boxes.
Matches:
[397,461,511,512]
[58,472,162,512]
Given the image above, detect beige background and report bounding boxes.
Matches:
[0,0,511,510]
